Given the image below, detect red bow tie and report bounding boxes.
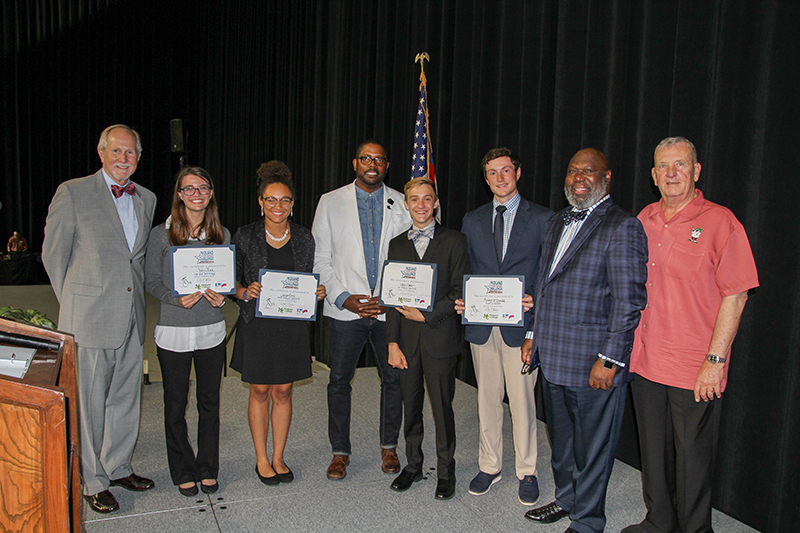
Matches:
[111,182,135,198]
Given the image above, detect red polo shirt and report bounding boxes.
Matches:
[631,190,758,391]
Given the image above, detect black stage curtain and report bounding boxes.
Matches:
[2,2,798,530]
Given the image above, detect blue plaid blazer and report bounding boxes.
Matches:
[529,198,648,388]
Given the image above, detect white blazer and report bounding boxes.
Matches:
[312,180,411,321]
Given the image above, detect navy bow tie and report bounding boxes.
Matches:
[563,209,588,225]
[408,227,434,242]
[111,182,135,198]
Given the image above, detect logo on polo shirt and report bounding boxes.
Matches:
[689,227,703,244]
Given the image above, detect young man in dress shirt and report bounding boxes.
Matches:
[386,177,470,500]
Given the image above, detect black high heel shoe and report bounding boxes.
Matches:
[256,465,280,485]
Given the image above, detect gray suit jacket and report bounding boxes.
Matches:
[43,170,156,349]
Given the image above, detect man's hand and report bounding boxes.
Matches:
[522,294,533,312]
[454,298,465,315]
[521,338,533,364]
[589,359,616,390]
[694,360,724,402]
[388,342,408,370]
[180,291,203,309]
[343,295,383,318]
[202,288,225,307]
[398,305,425,322]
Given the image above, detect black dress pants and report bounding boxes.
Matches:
[157,341,226,485]
[399,348,457,481]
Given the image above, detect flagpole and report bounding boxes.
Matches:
[412,52,440,222]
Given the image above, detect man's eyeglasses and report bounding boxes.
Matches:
[179,185,212,196]
[262,196,294,207]
[357,156,388,166]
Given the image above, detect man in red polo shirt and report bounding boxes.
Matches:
[624,137,758,533]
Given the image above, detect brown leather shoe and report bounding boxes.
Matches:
[381,448,401,474]
[84,490,119,513]
[326,455,350,480]
[110,473,155,491]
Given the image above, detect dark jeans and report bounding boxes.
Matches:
[157,341,226,485]
[327,317,402,455]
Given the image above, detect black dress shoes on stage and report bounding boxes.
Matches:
[84,490,119,513]
[435,478,456,500]
[525,501,569,523]
[110,473,155,491]
[390,469,422,492]
[256,465,280,485]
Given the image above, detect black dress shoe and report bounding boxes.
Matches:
[435,478,456,500]
[525,501,569,523]
[276,468,294,483]
[110,473,155,491]
[390,469,422,492]
[256,465,280,485]
[84,490,119,513]
[200,481,219,494]
[179,483,198,496]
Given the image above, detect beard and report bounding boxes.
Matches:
[564,177,609,210]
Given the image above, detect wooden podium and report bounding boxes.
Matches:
[0,318,81,532]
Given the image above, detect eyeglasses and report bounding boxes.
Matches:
[357,155,388,166]
[179,185,212,196]
[262,196,294,207]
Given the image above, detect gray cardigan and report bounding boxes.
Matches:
[232,219,315,324]
[145,222,231,327]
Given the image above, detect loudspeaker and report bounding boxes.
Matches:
[170,119,186,153]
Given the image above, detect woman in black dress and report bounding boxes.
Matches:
[231,161,325,484]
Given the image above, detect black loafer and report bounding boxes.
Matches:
[110,473,155,491]
[179,484,198,497]
[84,490,119,513]
[525,501,569,523]
[435,478,455,500]
[390,469,422,492]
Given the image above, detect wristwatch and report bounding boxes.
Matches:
[706,353,727,364]
[602,359,616,369]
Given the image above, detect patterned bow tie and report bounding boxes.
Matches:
[563,209,588,225]
[408,226,434,242]
[111,182,135,198]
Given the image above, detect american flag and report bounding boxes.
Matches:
[410,69,439,221]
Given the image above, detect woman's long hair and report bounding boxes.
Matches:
[168,166,225,246]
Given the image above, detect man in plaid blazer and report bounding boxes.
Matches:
[522,148,648,533]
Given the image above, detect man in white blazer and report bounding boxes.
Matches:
[312,139,412,480]
[43,124,157,514]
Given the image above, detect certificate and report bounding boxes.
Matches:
[170,245,236,296]
[461,275,525,327]
[379,261,437,312]
[255,269,320,321]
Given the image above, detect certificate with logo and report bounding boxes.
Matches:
[255,269,320,321]
[379,261,437,312]
[461,275,525,327]
[170,245,236,296]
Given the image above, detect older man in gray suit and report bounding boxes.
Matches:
[43,124,157,513]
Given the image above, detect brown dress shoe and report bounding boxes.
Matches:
[84,490,119,513]
[327,455,350,480]
[110,473,155,491]
[381,448,401,474]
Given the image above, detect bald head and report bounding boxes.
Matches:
[564,148,611,209]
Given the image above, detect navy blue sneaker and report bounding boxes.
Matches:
[468,471,502,495]
[519,475,540,505]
